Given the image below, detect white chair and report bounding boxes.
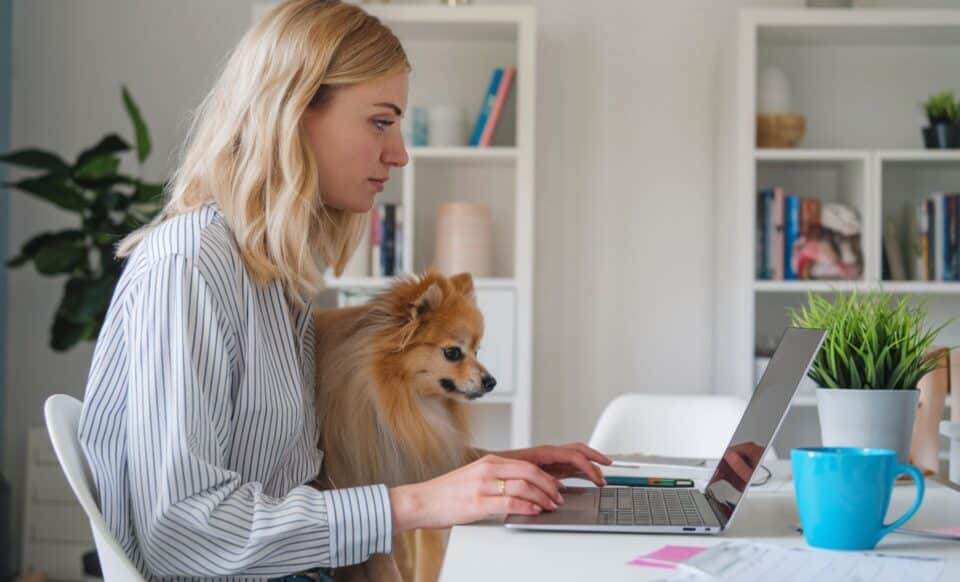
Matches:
[589,393,778,460]
[43,395,145,581]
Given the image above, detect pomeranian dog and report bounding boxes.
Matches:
[313,271,496,582]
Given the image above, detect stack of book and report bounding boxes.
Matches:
[756,187,863,281]
[470,66,516,147]
[895,193,960,282]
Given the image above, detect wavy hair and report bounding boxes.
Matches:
[118,0,409,300]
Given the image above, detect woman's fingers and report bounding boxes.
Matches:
[481,455,563,503]
[567,442,613,465]
[544,447,606,486]
[491,479,559,512]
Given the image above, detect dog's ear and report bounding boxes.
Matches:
[408,281,443,321]
[450,272,474,296]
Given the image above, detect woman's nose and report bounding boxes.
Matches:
[382,131,408,167]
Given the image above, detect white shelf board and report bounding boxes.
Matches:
[876,149,960,163]
[328,276,517,292]
[747,9,960,46]
[363,5,528,42]
[755,280,960,295]
[410,146,517,162]
[754,148,870,162]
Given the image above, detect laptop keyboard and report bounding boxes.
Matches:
[596,487,706,527]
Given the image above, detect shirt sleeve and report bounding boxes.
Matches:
[123,254,392,577]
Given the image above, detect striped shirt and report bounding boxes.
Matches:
[78,204,392,580]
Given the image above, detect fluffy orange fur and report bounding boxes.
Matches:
[313,271,494,582]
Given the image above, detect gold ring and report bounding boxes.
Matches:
[497,478,506,496]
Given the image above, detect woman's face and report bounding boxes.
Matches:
[302,71,410,214]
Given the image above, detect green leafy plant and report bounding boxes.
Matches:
[789,290,954,390]
[924,90,960,124]
[0,87,164,351]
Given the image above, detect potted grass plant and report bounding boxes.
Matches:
[922,90,960,149]
[790,289,954,462]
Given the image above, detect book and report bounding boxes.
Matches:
[932,194,945,282]
[756,192,765,279]
[784,195,800,280]
[883,220,907,281]
[381,203,397,277]
[771,187,785,280]
[370,205,382,277]
[479,66,515,147]
[469,68,503,147]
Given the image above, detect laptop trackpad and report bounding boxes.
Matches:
[557,486,599,511]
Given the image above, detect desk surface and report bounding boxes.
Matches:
[439,461,960,581]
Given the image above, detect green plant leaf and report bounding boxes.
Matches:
[75,134,130,168]
[5,174,87,211]
[122,86,151,164]
[132,180,164,203]
[33,238,87,275]
[74,154,121,181]
[59,275,116,323]
[50,310,97,352]
[7,230,84,268]
[790,289,956,390]
[0,149,71,174]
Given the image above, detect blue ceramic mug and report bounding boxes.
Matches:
[791,447,924,550]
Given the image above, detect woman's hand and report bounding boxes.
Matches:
[493,443,612,486]
[389,454,565,534]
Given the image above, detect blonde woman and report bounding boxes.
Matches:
[78,1,609,580]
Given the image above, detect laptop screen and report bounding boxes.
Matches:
[704,327,826,527]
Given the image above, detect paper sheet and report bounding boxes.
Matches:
[627,545,707,569]
[662,541,944,582]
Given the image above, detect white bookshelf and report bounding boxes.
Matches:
[719,9,960,453]
[254,4,536,451]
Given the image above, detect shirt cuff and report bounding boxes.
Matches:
[323,484,393,568]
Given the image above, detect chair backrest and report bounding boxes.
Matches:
[588,393,778,460]
[44,395,145,582]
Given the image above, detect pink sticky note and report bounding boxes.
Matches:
[627,545,706,569]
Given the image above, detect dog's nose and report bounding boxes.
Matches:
[481,375,497,392]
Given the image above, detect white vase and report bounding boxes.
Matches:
[758,66,791,114]
[816,388,919,463]
[433,202,493,277]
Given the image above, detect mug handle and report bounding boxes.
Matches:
[878,463,925,539]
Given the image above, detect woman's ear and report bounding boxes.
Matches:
[450,272,474,296]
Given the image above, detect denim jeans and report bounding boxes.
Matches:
[268,568,335,582]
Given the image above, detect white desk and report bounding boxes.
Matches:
[439,461,960,581]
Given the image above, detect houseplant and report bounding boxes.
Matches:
[789,289,954,462]
[921,90,960,149]
[0,87,164,351]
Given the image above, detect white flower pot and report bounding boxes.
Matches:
[816,388,920,463]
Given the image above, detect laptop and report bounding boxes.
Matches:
[504,326,826,534]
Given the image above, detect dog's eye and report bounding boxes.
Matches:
[443,347,464,362]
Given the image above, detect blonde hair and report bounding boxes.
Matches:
[118,0,409,300]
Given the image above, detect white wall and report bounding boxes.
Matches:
[6,0,951,570]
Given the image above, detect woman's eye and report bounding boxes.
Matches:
[373,119,394,132]
[443,347,463,362]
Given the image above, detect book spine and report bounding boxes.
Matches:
[382,203,396,277]
[470,68,503,147]
[784,195,800,280]
[772,187,785,280]
[933,194,944,282]
[395,206,404,275]
[953,193,960,281]
[756,191,765,280]
[763,190,773,280]
[371,204,382,278]
[924,198,932,281]
[479,66,515,147]
[948,194,957,281]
